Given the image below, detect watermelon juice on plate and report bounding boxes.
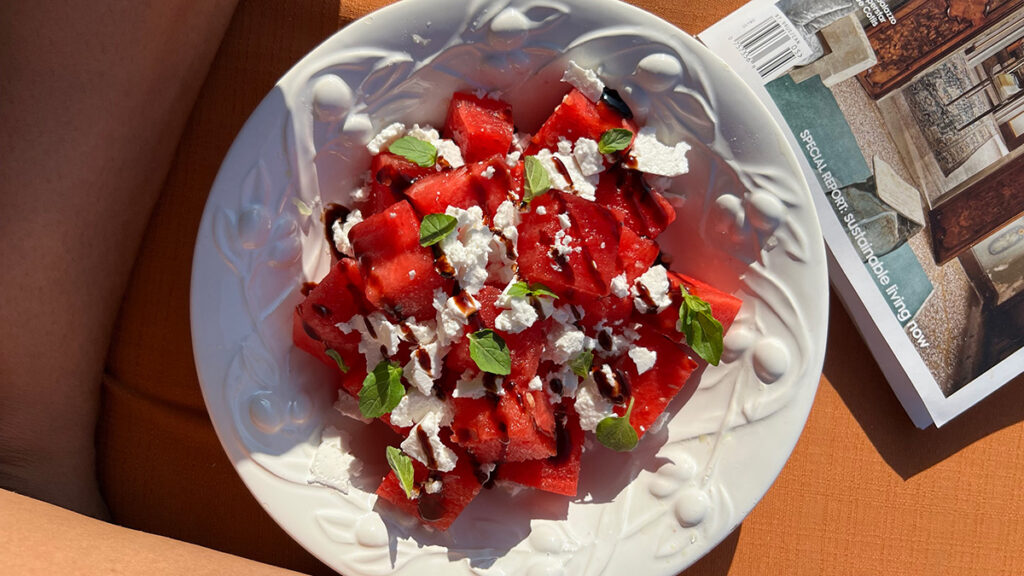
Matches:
[293,73,743,530]
[190,1,827,574]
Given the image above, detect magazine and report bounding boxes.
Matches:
[700,0,1024,427]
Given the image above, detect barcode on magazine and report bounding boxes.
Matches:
[730,6,809,82]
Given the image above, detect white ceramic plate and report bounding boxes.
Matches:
[190,0,828,574]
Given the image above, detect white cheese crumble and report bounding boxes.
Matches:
[308,426,363,494]
[552,229,580,260]
[527,376,543,391]
[488,200,520,284]
[400,410,458,472]
[331,209,363,258]
[533,141,600,200]
[440,205,494,295]
[506,150,522,167]
[629,346,657,375]
[403,341,444,396]
[452,371,505,399]
[562,60,605,103]
[535,205,547,215]
[610,272,631,298]
[573,137,605,177]
[390,389,454,428]
[632,265,672,313]
[333,391,372,424]
[557,212,571,229]
[365,122,406,155]
[495,297,539,333]
[590,321,641,357]
[481,165,496,179]
[408,270,416,280]
[336,312,404,368]
[575,374,616,432]
[433,288,478,347]
[424,478,443,494]
[630,126,691,177]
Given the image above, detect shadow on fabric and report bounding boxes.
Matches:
[823,289,1024,480]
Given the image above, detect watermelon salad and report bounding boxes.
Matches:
[294,62,742,531]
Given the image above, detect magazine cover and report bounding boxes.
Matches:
[700,0,1024,427]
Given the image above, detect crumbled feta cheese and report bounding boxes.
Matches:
[434,289,478,347]
[389,389,453,428]
[408,270,416,280]
[440,206,494,295]
[575,376,616,432]
[336,312,404,368]
[562,60,605,103]
[552,229,580,259]
[333,391,371,424]
[424,478,443,494]
[481,165,496,179]
[366,122,406,155]
[573,138,605,177]
[632,265,672,313]
[308,426,363,494]
[610,272,631,298]
[628,347,657,375]
[331,209,363,258]
[488,200,520,284]
[403,341,444,395]
[350,183,370,202]
[527,376,543,391]
[590,321,641,357]
[404,319,438,345]
[400,410,458,472]
[492,200,519,243]
[452,371,505,399]
[406,124,465,169]
[542,305,585,365]
[557,213,571,229]
[630,126,690,177]
[533,142,599,200]
[547,364,580,400]
[506,150,522,167]
[535,205,547,215]
[495,297,539,333]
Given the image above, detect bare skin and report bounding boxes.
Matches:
[0,1,236,518]
[1,489,301,575]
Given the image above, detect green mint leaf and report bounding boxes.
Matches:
[386,446,416,499]
[358,360,406,418]
[528,282,559,299]
[389,136,437,167]
[678,292,724,366]
[468,329,511,375]
[598,128,634,154]
[324,349,350,373]
[507,281,531,298]
[523,155,550,202]
[419,213,459,247]
[596,397,638,452]
[290,197,312,216]
[569,349,593,378]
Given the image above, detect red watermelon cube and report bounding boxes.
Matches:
[376,445,482,531]
[348,201,451,320]
[497,404,584,496]
[444,92,515,163]
[594,167,676,239]
[611,327,698,437]
[527,89,637,154]
[293,259,367,376]
[360,152,435,215]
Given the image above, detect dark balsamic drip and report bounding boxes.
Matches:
[434,383,447,400]
[362,316,378,339]
[551,412,571,464]
[569,305,583,323]
[434,248,457,278]
[635,282,658,313]
[379,345,388,360]
[437,155,452,169]
[597,330,613,351]
[300,282,318,297]
[416,427,438,470]
[482,373,504,399]
[376,166,416,194]
[550,247,570,269]
[528,295,546,319]
[593,365,630,405]
[322,203,351,261]
[312,303,331,318]
[601,87,634,119]
[493,232,517,261]
[549,377,564,396]
[551,156,574,187]
[451,291,479,317]
[417,475,446,522]
[301,320,322,342]
[415,348,431,371]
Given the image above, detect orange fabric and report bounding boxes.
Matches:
[99,1,1024,575]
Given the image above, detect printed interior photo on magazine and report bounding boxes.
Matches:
[700,0,1024,426]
